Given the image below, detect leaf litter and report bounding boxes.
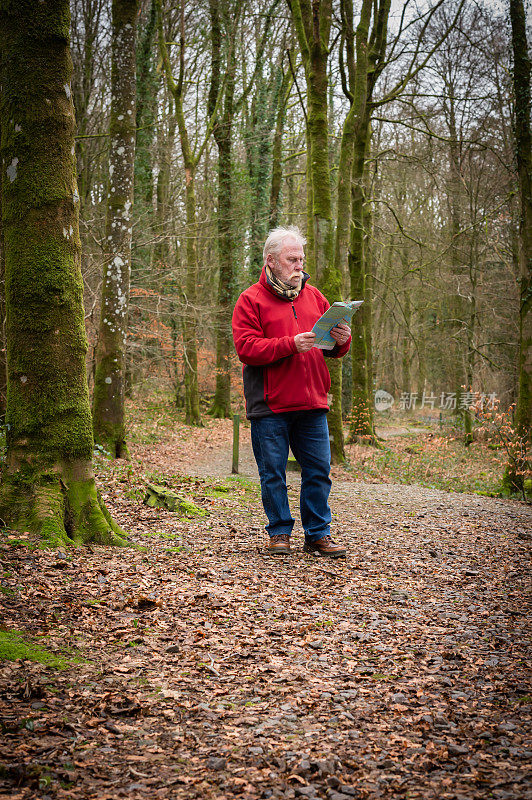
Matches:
[0,417,531,800]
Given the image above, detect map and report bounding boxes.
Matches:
[311,300,363,349]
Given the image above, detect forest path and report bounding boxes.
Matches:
[1,419,531,800]
[135,416,531,544]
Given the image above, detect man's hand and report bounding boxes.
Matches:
[294,331,316,353]
[330,323,351,346]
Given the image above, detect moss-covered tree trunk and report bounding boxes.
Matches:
[304,126,315,275]
[0,0,126,546]
[505,0,532,492]
[134,0,158,206]
[330,0,373,459]
[269,63,292,228]
[93,0,138,458]
[290,0,347,463]
[348,111,373,440]
[0,167,7,419]
[346,0,390,443]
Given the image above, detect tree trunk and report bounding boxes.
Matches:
[0,0,126,546]
[71,0,104,211]
[402,286,411,403]
[153,92,175,266]
[445,87,467,419]
[348,114,373,440]
[93,0,138,458]
[505,0,532,492]
[134,0,158,206]
[363,175,375,434]
[0,167,7,419]
[269,64,292,228]
[156,0,216,427]
[304,126,316,275]
[510,0,532,441]
[209,0,235,419]
[182,165,202,426]
[343,0,381,443]
[305,23,334,290]
[290,0,347,462]
[210,117,234,420]
[247,70,276,280]
[329,0,364,462]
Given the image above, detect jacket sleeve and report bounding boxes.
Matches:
[232,292,298,366]
[324,337,351,358]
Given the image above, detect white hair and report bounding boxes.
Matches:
[263,226,306,264]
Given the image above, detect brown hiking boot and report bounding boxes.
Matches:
[303,535,346,558]
[267,534,291,555]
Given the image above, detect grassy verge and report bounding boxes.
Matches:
[344,425,510,496]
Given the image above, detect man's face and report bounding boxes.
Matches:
[267,239,305,287]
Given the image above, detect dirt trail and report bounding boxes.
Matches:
[1,424,531,800]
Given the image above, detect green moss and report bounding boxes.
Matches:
[0,470,128,547]
[4,232,93,465]
[143,482,207,516]
[142,530,177,540]
[209,486,230,498]
[224,474,260,497]
[0,630,79,668]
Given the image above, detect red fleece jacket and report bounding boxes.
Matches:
[232,270,351,418]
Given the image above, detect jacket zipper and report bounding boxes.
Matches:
[292,301,312,405]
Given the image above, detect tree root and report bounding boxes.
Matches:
[208,402,232,419]
[0,467,128,547]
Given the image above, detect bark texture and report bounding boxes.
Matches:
[93,0,138,457]
[0,0,126,545]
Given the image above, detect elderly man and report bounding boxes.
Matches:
[232,226,351,557]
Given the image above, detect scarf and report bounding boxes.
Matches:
[265,265,302,300]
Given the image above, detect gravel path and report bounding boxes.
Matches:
[134,419,532,543]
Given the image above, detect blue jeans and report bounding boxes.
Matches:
[250,410,332,541]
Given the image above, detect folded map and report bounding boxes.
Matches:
[312,300,363,350]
